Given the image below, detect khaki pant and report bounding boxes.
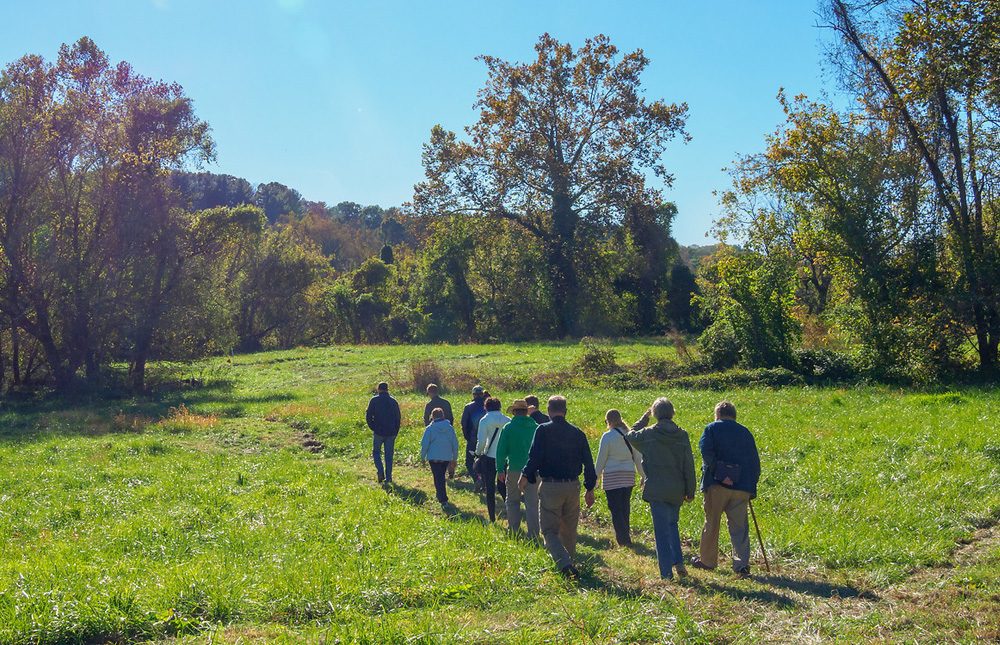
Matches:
[538,480,580,570]
[506,470,540,538]
[699,484,752,571]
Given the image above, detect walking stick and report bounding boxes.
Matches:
[748,498,771,573]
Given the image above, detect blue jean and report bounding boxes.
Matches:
[373,433,396,481]
[649,501,683,579]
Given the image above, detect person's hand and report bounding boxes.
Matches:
[498,471,506,483]
[684,495,694,503]
[518,475,528,494]
[640,477,647,489]
[722,477,734,486]
[584,489,595,508]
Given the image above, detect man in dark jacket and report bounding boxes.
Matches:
[423,383,454,426]
[366,382,401,484]
[460,385,487,482]
[692,400,761,578]
[525,395,550,425]
[518,395,596,578]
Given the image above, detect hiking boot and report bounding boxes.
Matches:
[736,566,751,579]
[690,557,715,571]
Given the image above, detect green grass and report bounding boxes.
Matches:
[0,341,998,642]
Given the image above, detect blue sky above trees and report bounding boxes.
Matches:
[3,0,837,244]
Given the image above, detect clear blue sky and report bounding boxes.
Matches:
[3,1,836,244]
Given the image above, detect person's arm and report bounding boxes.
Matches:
[495,427,508,471]
[423,402,432,427]
[445,401,454,424]
[632,443,645,480]
[683,434,696,500]
[748,432,761,496]
[392,399,401,434]
[581,432,597,492]
[476,417,489,455]
[699,425,716,481]
[449,425,459,462]
[365,399,377,432]
[594,433,610,479]
[460,405,471,441]
[629,410,651,434]
[521,429,543,484]
[420,428,430,462]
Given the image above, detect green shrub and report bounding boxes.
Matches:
[573,338,621,377]
[794,349,858,381]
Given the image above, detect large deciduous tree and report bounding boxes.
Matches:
[414,33,689,335]
[829,0,1000,372]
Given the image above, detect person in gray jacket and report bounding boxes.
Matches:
[627,397,696,580]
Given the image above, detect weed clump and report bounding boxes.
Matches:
[410,360,444,393]
[573,338,621,377]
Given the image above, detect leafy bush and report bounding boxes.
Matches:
[669,367,804,390]
[573,338,621,377]
[695,321,740,371]
[793,349,858,381]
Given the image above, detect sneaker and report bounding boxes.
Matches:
[675,564,689,577]
[736,566,751,579]
[691,557,715,571]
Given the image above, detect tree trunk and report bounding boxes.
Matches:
[548,189,579,337]
[10,324,20,386]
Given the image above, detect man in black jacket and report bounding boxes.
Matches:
[460,385,487,483]
[519,395,596,577]
[366,382,401,484]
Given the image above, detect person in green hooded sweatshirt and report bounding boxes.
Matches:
[626,397,696,580]
[495,399,540,538]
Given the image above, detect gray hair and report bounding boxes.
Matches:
[652,397,674,420]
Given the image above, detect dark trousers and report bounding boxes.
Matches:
[605,486,634,546]
[479,456,498,522]
[429,460,449,504]
[497,474,507,501]
[465,439,476,478]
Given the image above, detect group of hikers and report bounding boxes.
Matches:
[365,382,761,580]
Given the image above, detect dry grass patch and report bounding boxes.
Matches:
[153,404,218,433]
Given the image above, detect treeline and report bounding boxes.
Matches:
[698,0,999,381]
[0,37,702,393]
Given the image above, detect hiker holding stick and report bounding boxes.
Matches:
[691,400,762,579]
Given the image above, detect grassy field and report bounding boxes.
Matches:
[0,341,998,643]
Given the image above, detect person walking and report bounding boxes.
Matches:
[495,399,540,538]
[420,407,459,508]
[525,395,550,425]
[519,395,596,578]
[595,409,645,546]
[691,400,761,579]
[423,383,454,426]
[365,381,401,484]
[460,385,488,485]
[475,397,510,523]
[627,398,696,580]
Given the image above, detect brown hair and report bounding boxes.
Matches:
[431,407,444,420]
[715,400,737,420]
[605,409,624,427]
[524,395,540,408]
[426,383,439,395]
[485,397,501,412]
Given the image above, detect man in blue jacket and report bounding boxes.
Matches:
[366,382,401,484]
[692,400,761,578]
[460,385,487,484]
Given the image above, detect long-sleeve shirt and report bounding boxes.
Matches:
[476,411,510,458]
[521,417,597,491]
[420,419,459,462]
[365,392,401,437]
[494,415,538,473]
[423,396,454,426]
[595,426,644,490]
[698,419,761,496]
[460,398,486,443]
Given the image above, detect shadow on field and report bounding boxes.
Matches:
[755,574,878,600]
[688,578,800,608]
[387,482,489,525]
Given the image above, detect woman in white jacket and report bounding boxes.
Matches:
[595,409,645,546]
